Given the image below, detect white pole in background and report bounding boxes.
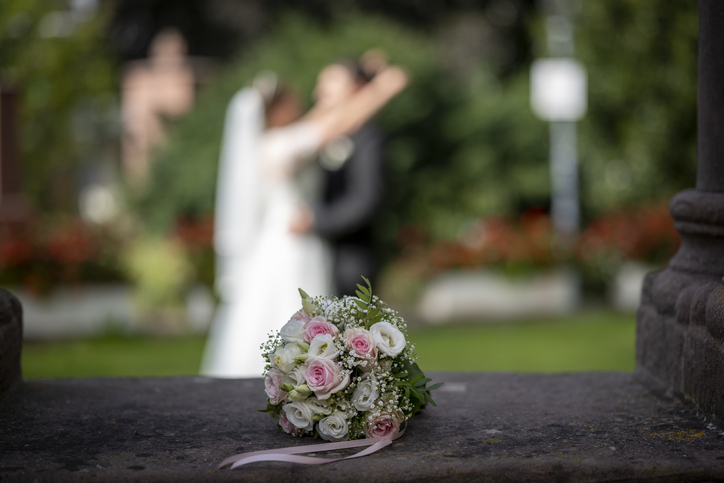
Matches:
[530,13,587,247]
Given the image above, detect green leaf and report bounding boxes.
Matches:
[355,290,367,301]
[403,360,425,381]
[356,284,370,297]
[426,382,444,391]
[409,374,425,385]
[354,299,367,311]
[410,387,424,402]
[414,377,432,387]
[426,394,438,407]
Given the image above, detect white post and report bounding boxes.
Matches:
[549,120,579,244]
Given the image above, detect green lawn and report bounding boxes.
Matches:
[411,311,635,372]
[21,311,636,379]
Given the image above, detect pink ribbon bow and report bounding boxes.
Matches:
[219,425,406,469]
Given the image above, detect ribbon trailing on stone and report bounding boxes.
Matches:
[219,426,405,469]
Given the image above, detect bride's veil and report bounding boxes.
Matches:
[213,84,266,302]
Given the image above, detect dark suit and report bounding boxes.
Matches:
[313,123,385,297]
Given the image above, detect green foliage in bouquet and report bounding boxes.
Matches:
[354,277,441,411]
[260,278,441,441]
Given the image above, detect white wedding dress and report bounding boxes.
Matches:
[201,88,332,378]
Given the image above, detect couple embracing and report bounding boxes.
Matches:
[202,54,408,378]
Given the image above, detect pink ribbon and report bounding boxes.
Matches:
[219,426,406,469]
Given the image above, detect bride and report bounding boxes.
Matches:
[201,63,408,378]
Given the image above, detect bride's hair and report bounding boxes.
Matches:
[265,85,301,128]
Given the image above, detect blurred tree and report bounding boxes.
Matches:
[0,0,117,212]
[138,2,698,276]
[574,0,697,217]
[136,13,548,260]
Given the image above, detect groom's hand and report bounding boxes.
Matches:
[289,206,315,234]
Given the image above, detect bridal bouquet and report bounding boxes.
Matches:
[260,278,442,442]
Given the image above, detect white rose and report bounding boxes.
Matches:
[369,322,406,357]
[305,396,332,416]
[271,343,302,373]
[308,334,340,360]
[280,315,307,343]
[282,401,315,432]
[352,374,379,411]
[317,411,349,442]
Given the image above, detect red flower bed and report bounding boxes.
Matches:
[393,202,680,280]
[0,217,125,294]
[575,202,680,265]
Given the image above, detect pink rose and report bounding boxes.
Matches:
[344,327,378,360]
[304,316,339,343]
[279,411,296,435]
[264,369,287,405]
[365,411,402,439]
[290,310,311,324]
[303,358,350,400]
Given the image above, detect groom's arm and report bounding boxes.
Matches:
[312,125,385,240]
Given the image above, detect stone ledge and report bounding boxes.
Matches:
[1,372,723,482]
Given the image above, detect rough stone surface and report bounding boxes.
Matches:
[0,288,23,397]
[638,267,724,427]
[2,373,724,482]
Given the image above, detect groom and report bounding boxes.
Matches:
[290,59,386,296]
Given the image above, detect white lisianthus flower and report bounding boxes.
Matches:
[317,411,349,442]
[369,322,406,357]
[271,343,303,373]
[307,334,340,360]
[282,366,306,388]
[280,311,309,343]
[352,374,379,411]
[282,401,315,432]
[305,397,332,416]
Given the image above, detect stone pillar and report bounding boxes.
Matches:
[0,86,30,222]
[0,289,23,397]
[637,0,724,424]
